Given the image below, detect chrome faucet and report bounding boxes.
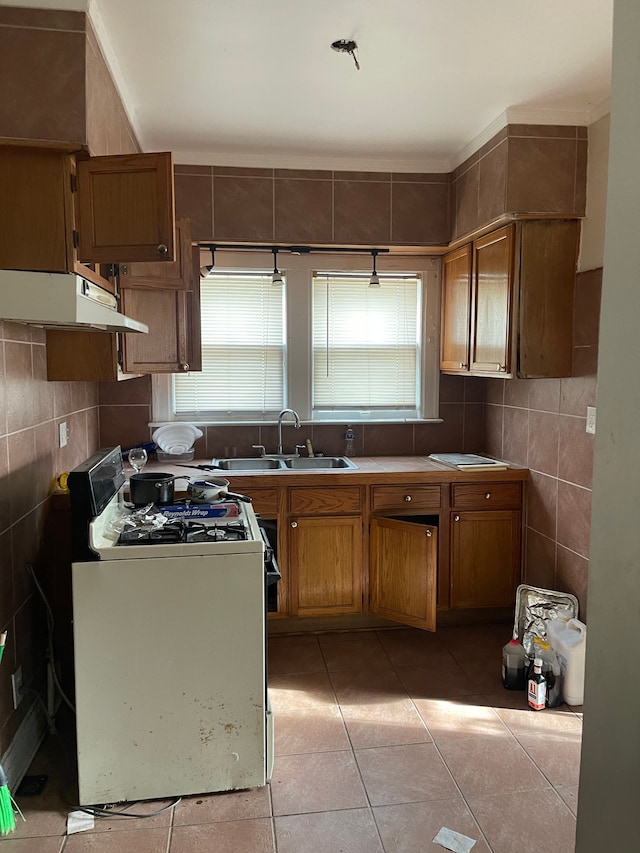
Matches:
[277,409,301,455]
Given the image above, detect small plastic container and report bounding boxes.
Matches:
[547,618,587,706]
[156,449,195,463]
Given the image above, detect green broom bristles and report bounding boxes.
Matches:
[0,764,15,835]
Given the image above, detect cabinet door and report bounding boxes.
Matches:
[46,329,120,381]
[119,218,191,289]
[0,147,73,272]
[370,517,437,632]
[289,516,362,617]
[121,243,202,374]
[440,244,472,372]
[470,225,514,374]
[450,510,521,609]
[76,152,175,264]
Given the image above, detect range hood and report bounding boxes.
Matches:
[0,269,148,333]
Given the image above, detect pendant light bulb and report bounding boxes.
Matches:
[199,247,215,278]
[271,248,283,285]
[368,250,380,288]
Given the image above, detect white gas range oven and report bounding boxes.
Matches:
[68,447,279,806]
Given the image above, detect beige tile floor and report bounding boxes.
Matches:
[5,624,582,852]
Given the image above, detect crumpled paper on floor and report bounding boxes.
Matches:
[433,826,477,853]
[67,810,95,834]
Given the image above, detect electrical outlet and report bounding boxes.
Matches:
[59,421,68,448]
[11,666,23,710]
[586,406,597,435]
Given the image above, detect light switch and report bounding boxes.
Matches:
[59,421,68,448]
[586,406,596,435]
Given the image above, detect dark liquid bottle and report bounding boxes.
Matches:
[527,658,547,711]
[502,632,526,690]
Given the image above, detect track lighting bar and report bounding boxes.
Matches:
[200,243,390,257]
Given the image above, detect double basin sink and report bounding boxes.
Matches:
[213,456,357,471]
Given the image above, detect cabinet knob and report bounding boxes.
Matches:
[498,364,506,371]
[454,515,460,522]
[157,243,169,255]
[459,362,467,369]
[290,521,298,529]
[180,363,189,372]
[485,492,491,499]
[425,529,432,538]
[404,495,412,502]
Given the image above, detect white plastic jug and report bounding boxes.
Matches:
[547,617,587,706]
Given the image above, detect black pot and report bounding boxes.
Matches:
[130,472,183,506]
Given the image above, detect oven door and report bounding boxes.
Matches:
[259,525,281,612]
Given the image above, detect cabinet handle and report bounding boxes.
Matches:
[290,521,298,528]
[157,244,169,255]
[485,492,491,499]
[404,495,412,502]
[180,363,189,372]
[426,529,432,538]
[454,515,460,522]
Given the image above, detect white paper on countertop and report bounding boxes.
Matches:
[433,826,477,853]
[67,810,95,834]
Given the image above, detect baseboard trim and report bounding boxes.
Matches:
[0,698,49,789]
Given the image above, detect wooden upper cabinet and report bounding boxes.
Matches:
[370,517,437,632]
[470,225,514,374]
[440,220,579,380]
[440,244,472,372]
[75,152,175,265]
[119,217,190,289]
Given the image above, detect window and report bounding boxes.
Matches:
[173,273,285,416]
[152,251,440,424]
[312,274,420,418]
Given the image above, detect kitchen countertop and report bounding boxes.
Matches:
[146,456,529,489]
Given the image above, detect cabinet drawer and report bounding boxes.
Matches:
[245,488,279,518]
[371,485,442,512]
[451,482,522,510]
[289,487,362,515]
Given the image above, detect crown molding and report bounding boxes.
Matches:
[588,97,611,124]
[172,150,451,174]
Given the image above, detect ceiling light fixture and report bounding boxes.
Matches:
[331,39,360,71]
[368,250,380,288]
[199,246,215,278]
[271,249,283,285]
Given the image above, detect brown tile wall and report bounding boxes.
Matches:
[174,167,450,246]
[483,268,602,620]
[97,375,485,460]
[0,9,138,156]
[0,322,99,753]
[0,7,87,146]
[450,125,587,241]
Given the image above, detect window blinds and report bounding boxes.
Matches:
[312,274,420,410]
[173,273,285,414]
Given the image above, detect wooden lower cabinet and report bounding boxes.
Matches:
[370,517,437,631]
[450,510,521,609]
[288,515,363,617]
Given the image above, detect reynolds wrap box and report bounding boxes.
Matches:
[159,503,239,520]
